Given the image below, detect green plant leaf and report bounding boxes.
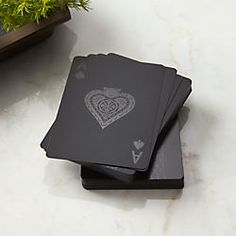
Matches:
[0,0,90,32]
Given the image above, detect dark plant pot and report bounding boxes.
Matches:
[0,7,71,60]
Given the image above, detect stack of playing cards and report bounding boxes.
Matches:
[41,53,192,189]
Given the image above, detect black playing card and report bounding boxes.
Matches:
[41,55,191,182]
[160,75,191,133]
[81,118,184,189]
[45,54,166,170]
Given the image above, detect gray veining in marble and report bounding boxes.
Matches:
[0,1,236,235]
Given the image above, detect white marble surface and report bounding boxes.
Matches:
[0,0,236,235]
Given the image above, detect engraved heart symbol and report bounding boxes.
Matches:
[85,88,135,129]
[133,140,145,150]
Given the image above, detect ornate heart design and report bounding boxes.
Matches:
[85,88,135,129]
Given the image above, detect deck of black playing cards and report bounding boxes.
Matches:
[41,53,192,189]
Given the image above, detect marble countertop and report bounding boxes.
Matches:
[0,1,236,235]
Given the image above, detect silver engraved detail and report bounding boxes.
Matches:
[85,87,135,129]
[132,139,145,164]
[133,140,145,150]
[132,151,143,164]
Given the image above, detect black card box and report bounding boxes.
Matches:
[81,118,184,190]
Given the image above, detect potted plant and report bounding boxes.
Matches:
[0,0,90,60]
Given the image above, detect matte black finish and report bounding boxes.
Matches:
[46,54,166,170]
[81,119,184,189]
[41,54,192,182]
[40,53,192,188]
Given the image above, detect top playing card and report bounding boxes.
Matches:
[46,54,166,170]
